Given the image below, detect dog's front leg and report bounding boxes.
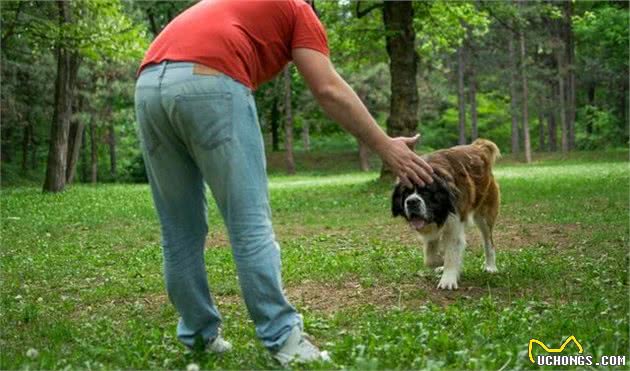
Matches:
[423,239,444,268]
[437,218,465,290]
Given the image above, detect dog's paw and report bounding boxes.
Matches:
[483,264,498,273]
[437,273,459,290]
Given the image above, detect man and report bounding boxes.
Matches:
[135,0,433,365]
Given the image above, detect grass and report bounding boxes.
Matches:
[1,151,628,370]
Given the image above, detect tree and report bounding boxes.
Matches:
[556,44,569,154]
[270,95,281,152]
[39,0,146,191]
[43,0,80,192]
[90,118,98,183]
[380,1,420,178]
[356,88,372,171]
[132,1,193,37]
[508,31,520,154]
[538,109,546,151]
[456,45,467,144]
[283,67,296,175]
[518,21,532,163]
[65,95,85,184]
[467,34,479,141]
[563,1,576,150]
[548,82,558,151]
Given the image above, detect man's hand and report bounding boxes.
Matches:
[379,134,433,188]
[292,48,433,187]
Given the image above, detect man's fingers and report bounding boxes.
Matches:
[405,134,420,144]
[398,174,412,188]
[401,134,420,150]
[407,162,429,186]
[412,161,433,184]
[413,156,434,175]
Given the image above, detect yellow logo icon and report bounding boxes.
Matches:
[528,336,584,364]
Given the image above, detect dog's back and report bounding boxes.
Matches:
[423,139,500,221]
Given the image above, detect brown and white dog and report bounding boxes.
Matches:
[392,139,501,290]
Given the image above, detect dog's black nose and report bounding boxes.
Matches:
[406,198,420,208]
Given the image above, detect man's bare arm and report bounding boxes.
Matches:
[292,48,433,187]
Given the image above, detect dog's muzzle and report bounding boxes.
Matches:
[405,195,428,229]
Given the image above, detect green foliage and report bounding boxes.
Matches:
[415,1,490,58]
[574,4,629,74]
[320,1,387,69]
[129,1,195,37]
[20,0,147,62]
[575,105,625,150]
[423,92,511,151]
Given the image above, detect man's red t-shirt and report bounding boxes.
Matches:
[139,0,329,90]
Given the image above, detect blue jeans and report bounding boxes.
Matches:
[134,62,301,351]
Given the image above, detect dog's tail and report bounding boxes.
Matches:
[472,138,501,165]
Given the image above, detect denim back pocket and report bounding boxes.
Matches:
[174,92,233,151]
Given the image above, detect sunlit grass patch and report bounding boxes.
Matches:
[269,172,379,189]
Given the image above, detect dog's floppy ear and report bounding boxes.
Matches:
[433,174,457,216]
[391,182,405,217]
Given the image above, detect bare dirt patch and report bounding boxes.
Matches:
[122,275,544,319]
[492,218,583,250]
[165,218,587,316]
[211,278,504,315]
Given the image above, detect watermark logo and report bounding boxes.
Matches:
[528,336,626,367]
[529,336,583,364]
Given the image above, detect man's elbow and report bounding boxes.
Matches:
[311,83,339,103]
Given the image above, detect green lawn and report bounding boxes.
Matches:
[1,152,628,369]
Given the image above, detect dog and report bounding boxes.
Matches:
[392,139,501,290]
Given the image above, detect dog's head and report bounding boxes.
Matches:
[391,175,456,230]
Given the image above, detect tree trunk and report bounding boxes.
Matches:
[548,81,558,151]
[2,65,18,164]
[43,0,80,193]
[563,1,576,150]
[1,126,14,163]
[586,84,595,134]
[356,89,370,171]
[381,1,419,179]
[108,123,117,179]
[538,110,546,152]
[457,46,467,145]
[620,83,628,136]
[619,85,630,138]
[270,94,280,152]
[66,121,85,184]
[519,27,532,163]
[30,130,38,170]
[556,49,569,154]
[469,62,478,141]
[19,69,32,172]
[21,123,32,172]
[81,127,88,183]
[508,34,520,154]
[302,121,310,151]
[283,67,296,175]
[358,140,370,172]
[146,8,160,37]
[90,121,98,183]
